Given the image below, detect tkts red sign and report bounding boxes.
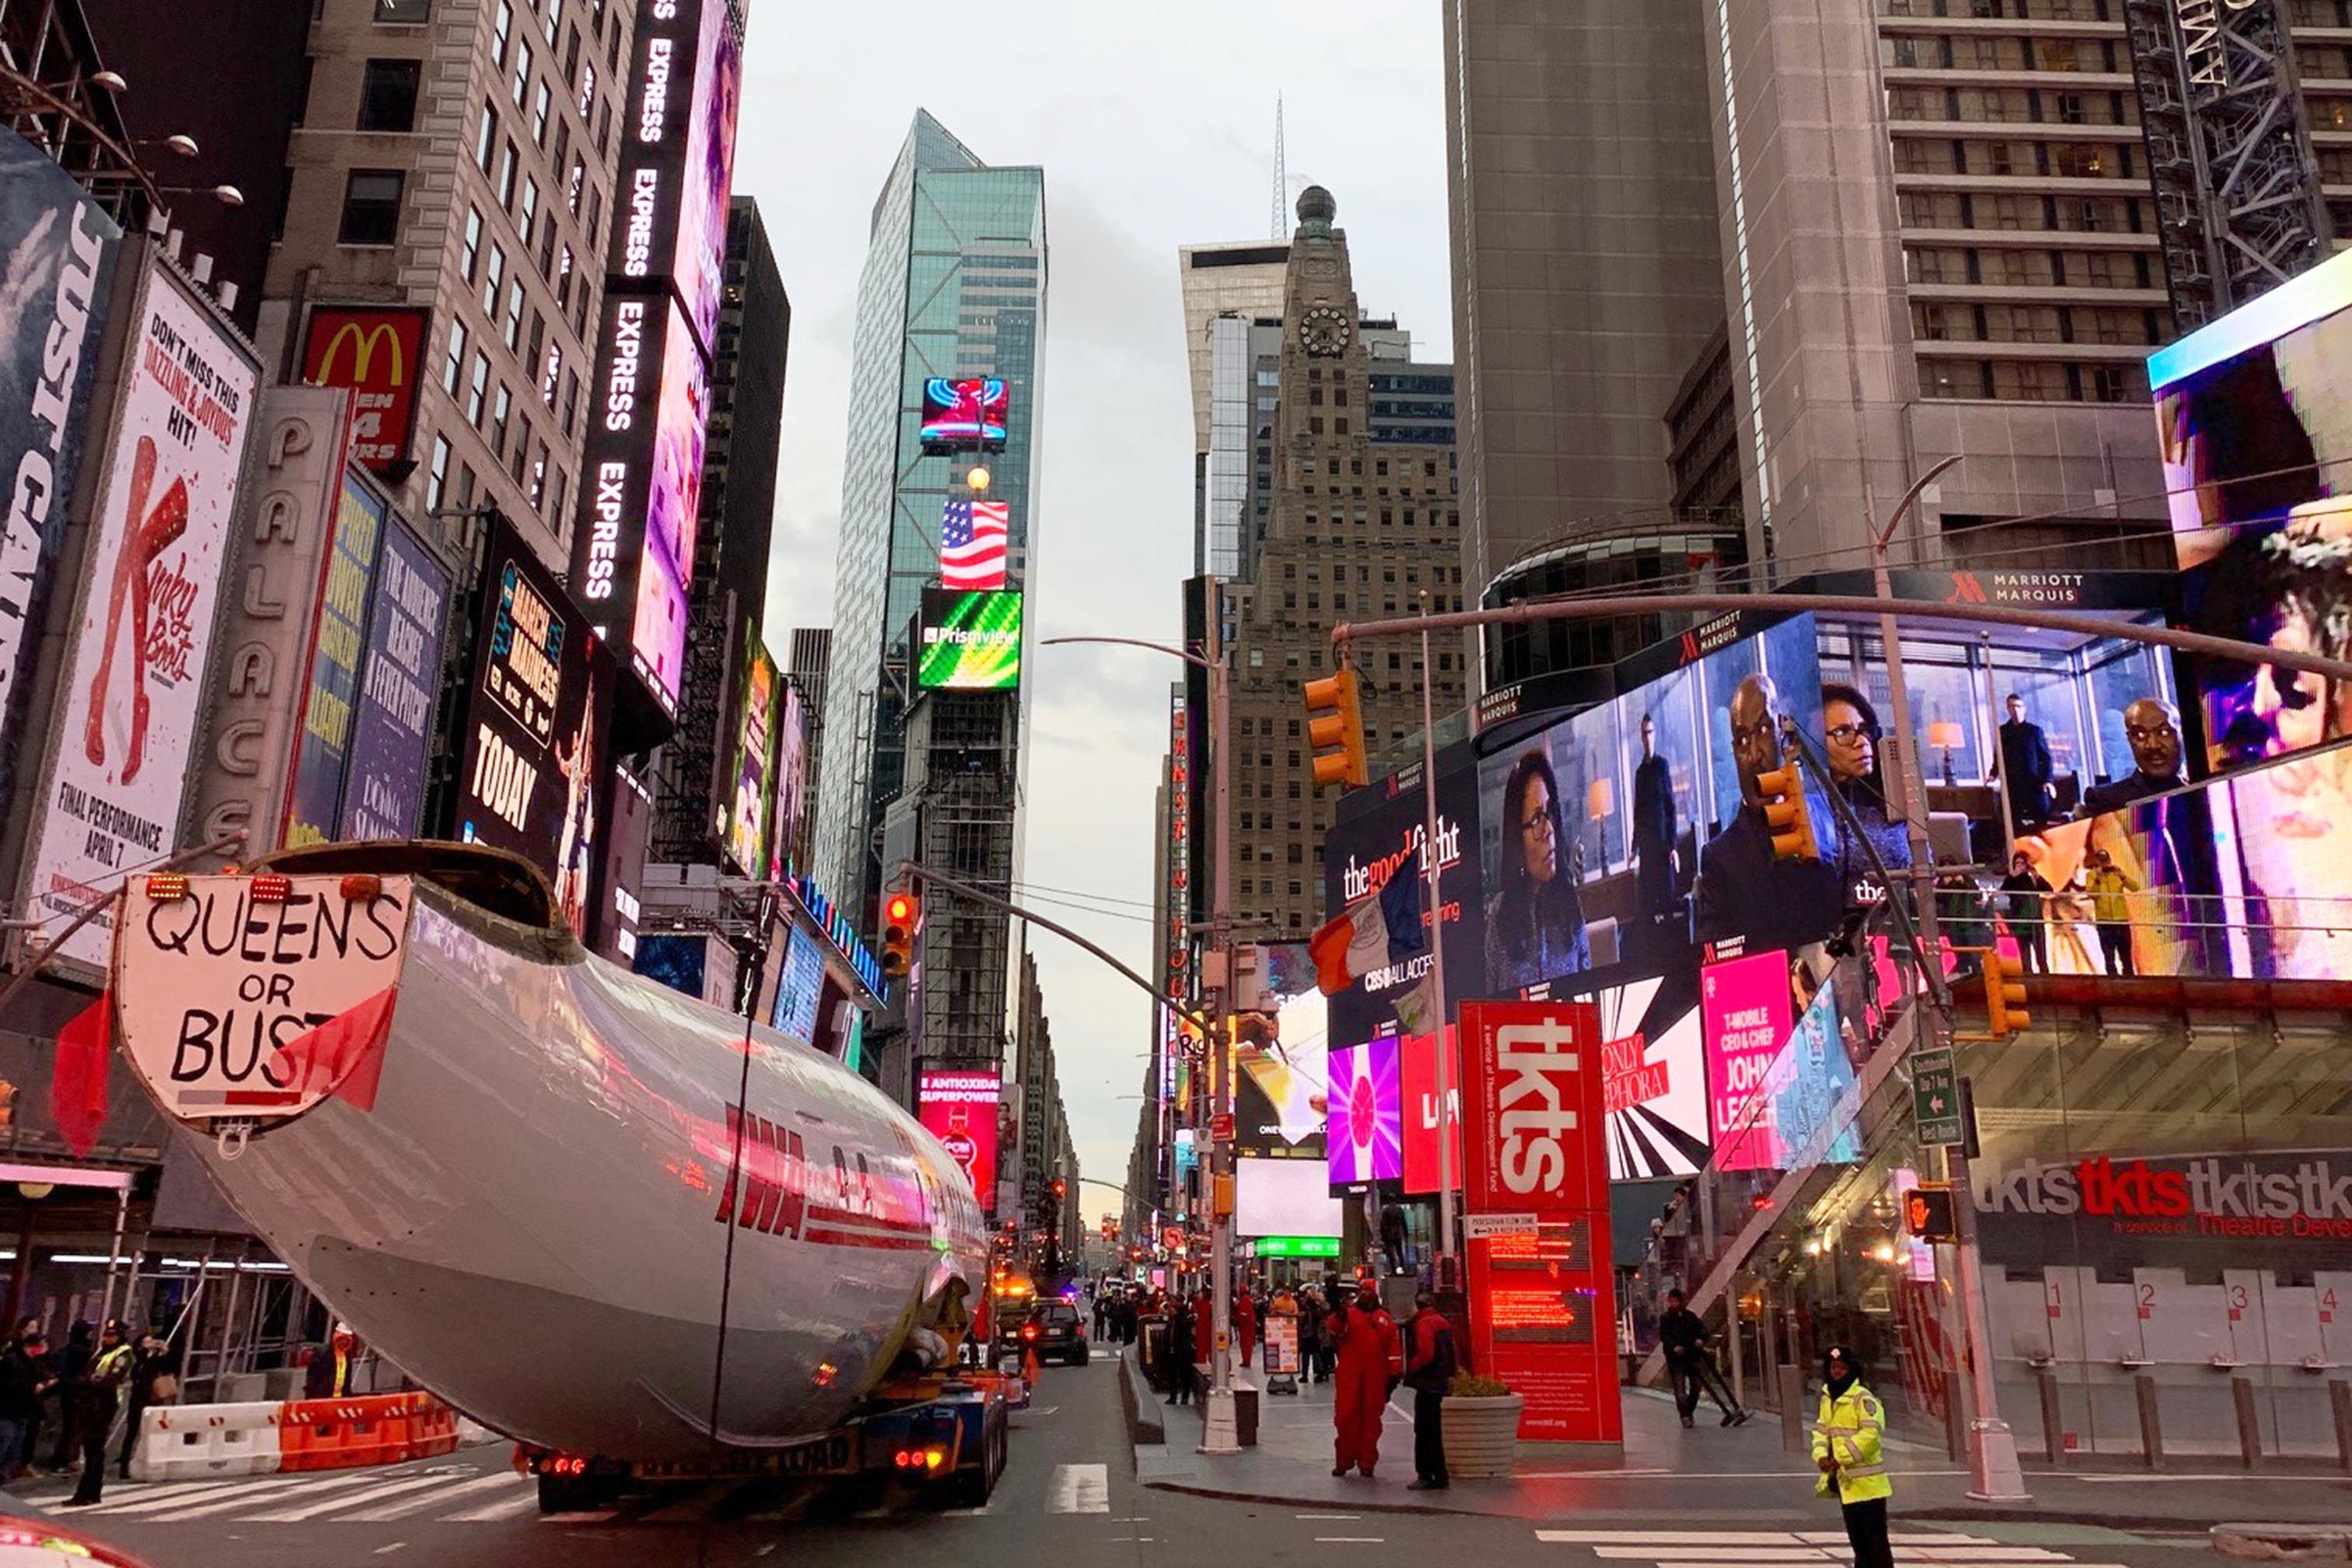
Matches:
[1458,1001,1607,1216]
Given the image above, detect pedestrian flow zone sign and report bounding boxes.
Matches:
[1912,1046,1963,1147]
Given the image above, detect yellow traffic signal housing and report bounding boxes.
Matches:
[1754,760,1820,861]
[881,885,920,977]
[1984,948,2029,1036]
[1302,667,1369,790]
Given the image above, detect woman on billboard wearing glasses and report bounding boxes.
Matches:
[1820,682,1911,905]
[1485,748,1592,991]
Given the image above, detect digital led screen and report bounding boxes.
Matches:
[771,677,807,878]
[918,1067,1002,1204]
[920,376,1009,453]
[2156,247,2352,777]
[1399,1026,1464,1197]
[1235,1157,1343,1239]
[459,516,613,934]
[1233,946,1328,1160]
[610,0,743,358]
[1321,754,1482,1055]
[283,472,387,847]
[573,294,706,716]
[719,622,776,876]
[917,587,1022,690]
[1701,948,1793,1173]
[1326,1037,1400,1186]
[767,926,825,1045]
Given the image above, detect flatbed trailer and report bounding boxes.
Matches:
[521,1370,1016,1513]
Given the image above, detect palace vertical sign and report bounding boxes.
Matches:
[1457,1000,1622,1445]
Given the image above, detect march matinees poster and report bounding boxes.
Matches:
[24,261,258,972]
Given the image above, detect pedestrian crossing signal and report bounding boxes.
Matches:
[1902,1184,1957,1243]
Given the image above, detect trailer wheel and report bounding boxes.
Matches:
[947,1401,1008,1508]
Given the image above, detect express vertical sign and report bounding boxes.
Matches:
[1457,1000,1621,1445]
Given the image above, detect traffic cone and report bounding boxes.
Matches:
[1023,1345,1042,1385]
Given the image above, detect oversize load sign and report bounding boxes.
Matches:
[115,874,411,1121]
[1457,1000,1620,1445]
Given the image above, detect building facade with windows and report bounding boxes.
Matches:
[810,111,1047,931]
[1217,189,1468,939]
[256,0,631,571]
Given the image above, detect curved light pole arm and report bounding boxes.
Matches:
[1041,634,1211,669]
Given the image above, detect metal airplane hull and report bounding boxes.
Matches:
[113,857,982,1464]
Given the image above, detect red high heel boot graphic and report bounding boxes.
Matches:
[80,436,188,785]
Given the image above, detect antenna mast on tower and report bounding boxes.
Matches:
[1271,95,1287,239]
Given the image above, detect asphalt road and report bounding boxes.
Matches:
[0,1357,2228,1568]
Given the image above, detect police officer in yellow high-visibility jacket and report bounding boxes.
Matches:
[1811,1345,1893,1568]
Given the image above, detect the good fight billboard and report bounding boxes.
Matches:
[24,259,256,973]
[1457,1001,1620,1444]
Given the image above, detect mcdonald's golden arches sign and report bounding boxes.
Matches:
[301,307,427,473]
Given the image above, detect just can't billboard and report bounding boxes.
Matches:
[572,293,705,715]
[458,517,613,934]
[337,515,451,842]
[23,258,257,974]
[0,131,120,806]
[1457,1000,1621,1445]
[300,307,426,474]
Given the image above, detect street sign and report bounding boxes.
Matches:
[1209,1111,1234,1141]
[1912,1046,1963,1146]
[1904,1184,1958,1243]
[1464,1212,1540,1240]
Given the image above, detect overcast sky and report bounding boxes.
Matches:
[745,4,1452,1199]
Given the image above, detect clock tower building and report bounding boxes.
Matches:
[1214,187,1467,940]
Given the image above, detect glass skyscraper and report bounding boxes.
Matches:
[812,112,1048,925]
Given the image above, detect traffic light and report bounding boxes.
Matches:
[881,885,919,977]
[1303,666,1369,790]
[1902,1184,1958,1243]
[1983,947,2029,1036]
[1753,759,1820,861]
[1052,1178,1067,1200]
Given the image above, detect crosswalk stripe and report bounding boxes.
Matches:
[86,1471,385,1518]
[72,1480,224,1509]
[248,1473,460,1523]
[445,1490,542,1523]
[1048,1461,1109,1514]
[349,1472,522,1522]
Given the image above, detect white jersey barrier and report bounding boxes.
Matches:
[128,1400,283,1482]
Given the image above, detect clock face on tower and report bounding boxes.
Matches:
[1299,304,1351,359]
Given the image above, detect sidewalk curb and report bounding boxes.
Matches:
[1122,1348,1165,1448]
[1137,1472,2294,1533]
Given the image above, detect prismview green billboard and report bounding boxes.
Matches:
[918,588,1023,690]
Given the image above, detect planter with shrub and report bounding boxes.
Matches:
[1441,1372,1523,1478]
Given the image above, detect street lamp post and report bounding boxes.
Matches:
[1415,594,1457,1279]
[1040,629,1242,1455]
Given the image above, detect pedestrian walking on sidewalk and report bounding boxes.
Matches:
[61,1321,131,1507]
[1164,1295,1198,1405]
[1236,1285,1259,1370]
[1659,1289,1748,1428]
[1401,1292,1456,1491]
[1329,1277,1397,1478]
[1811,1344,1893,1568]
[0,1332,54,1482]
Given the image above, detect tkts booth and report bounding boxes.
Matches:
[1458,1000,1623,1448]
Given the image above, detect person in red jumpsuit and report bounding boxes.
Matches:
[1330,1276,1399,1477]
[1236,1286,1259,1369]
[1193,1287,1215,1369]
